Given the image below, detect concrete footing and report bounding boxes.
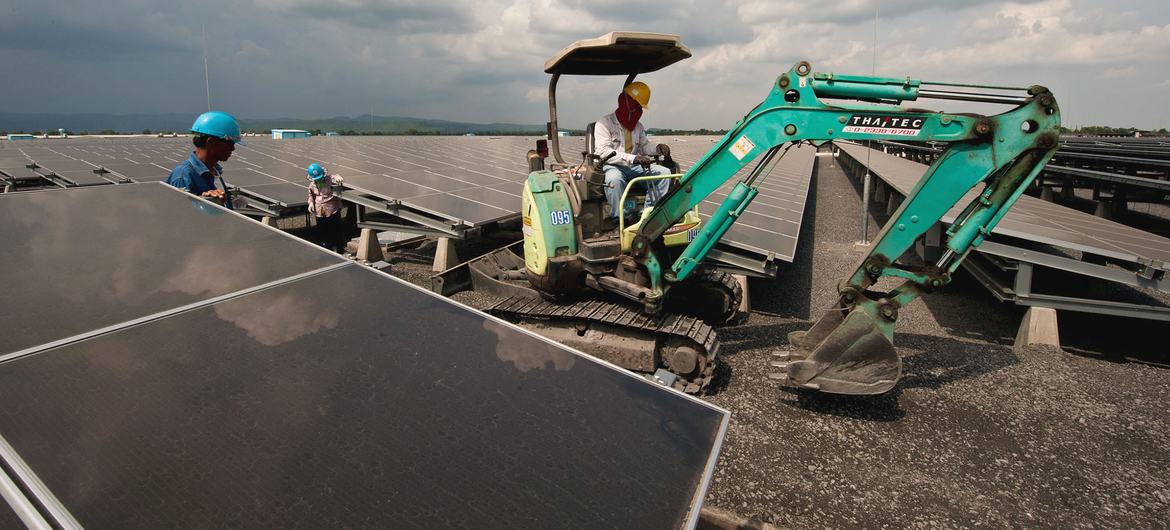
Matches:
[432,237,458,272]
[885,194,903,217]
[357,228,384,262]
[261,216,277,227]
[1014,306,1061,351]
[914,223,943,263]
[874,182,888,205]
[2,183,12,193]
[1040,187,1055,202]
[1093,200,1112,220]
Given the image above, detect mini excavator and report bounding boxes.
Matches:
[448,32,1059,395]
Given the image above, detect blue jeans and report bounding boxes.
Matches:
[603,163,672,219]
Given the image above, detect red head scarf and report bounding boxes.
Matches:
[615,92,643,131]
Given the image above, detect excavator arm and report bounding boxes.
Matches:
[633,61,1060,394]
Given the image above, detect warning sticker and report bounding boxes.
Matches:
[729,135,756,160]
[842,115,925,136]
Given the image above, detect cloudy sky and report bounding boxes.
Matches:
[2,0,1168,129]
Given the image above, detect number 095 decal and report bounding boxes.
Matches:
[550,210,572,225]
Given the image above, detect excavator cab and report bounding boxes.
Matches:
[523,32,704,293]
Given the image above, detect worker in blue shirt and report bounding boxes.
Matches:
[167,111,244,208]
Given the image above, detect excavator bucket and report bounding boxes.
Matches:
[774,306,901,395]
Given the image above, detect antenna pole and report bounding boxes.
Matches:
[859,2,879,245]
[202,25,211,111]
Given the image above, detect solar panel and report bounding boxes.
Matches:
[402,190,517,226]
[51,169,114,186]
[245,163,307,182]
[345,173,446,200]
[835,142,1170,266]
[0,183,343,356]
[0,166,46,183]
[29,159,96,172]
[0,184,728,528]
[220,168,286,187]
[670,139,817,262]
[233,182,312,207]
[96,162,171,182]
[0,158,31,170]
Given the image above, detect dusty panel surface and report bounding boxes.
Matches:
[0,265,726,529]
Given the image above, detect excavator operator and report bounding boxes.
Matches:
[593,81,673,221]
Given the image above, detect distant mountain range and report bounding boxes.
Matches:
[0,112,545,135]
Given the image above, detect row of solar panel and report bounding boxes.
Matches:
[3,137,817,268]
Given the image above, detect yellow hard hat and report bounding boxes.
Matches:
[623,81,651,108]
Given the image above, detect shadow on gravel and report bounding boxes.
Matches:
[1059,311,1170,367]
[775,332,1018,422]
[705,362,733,396]
[784,388,906,422]
[896,332,1019,390]
[715,322,810,354]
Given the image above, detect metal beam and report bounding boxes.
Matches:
[336,188,469,237]
[706,247,776,278]
[978,240,1168,293]
[356,220,467,239]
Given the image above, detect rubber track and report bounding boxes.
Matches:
[487,297,720,394]
[684,269,744,325]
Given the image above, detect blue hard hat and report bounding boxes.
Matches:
[191,111,245,144]
[307,163,326,181]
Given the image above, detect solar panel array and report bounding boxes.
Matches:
[668,140,817,263]
[0,182,727,528]
[0,140,178,186]
[2,136,817,272]
[874,139,1170,193]
[836,142,1170,267]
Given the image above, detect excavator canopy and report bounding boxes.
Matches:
[544,32,692,75]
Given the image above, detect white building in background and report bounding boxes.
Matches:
[272,129,310,139]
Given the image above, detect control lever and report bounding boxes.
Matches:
[594,151,617,171]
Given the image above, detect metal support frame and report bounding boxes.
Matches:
[337,188,469,238]
[26,164,74,189]
[836,142,1170,322]
[92,167,130,184]
[233,193,284,217]
[356,219,469,239]
[979,240,1167,292]
[705,247,777,278]
[965,251,1170,321]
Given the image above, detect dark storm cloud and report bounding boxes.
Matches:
[0,1,1167,129]
[254,0,475,33]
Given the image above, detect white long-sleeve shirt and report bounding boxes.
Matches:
[593,113,654,166]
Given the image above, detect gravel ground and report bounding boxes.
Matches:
[369,156,1170,528]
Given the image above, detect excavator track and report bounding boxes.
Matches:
[667,269,744,326]
[487,297,720,394]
